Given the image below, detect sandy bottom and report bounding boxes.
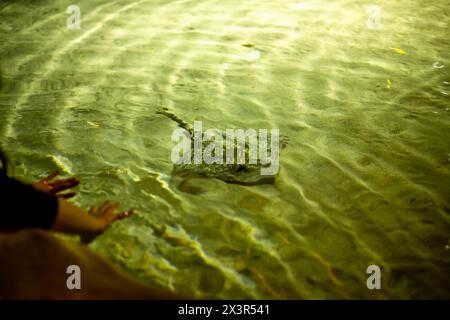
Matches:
[0,0,449,298]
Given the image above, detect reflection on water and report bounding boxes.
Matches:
[0,0,449,298]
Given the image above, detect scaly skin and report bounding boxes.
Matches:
[157,107,287,185]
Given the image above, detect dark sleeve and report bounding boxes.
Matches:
[0,172,58,230]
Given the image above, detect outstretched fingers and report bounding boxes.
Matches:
[89,200,133,225]
[57,192,77,199]
[115,209,134,221]
[40,170,60,184]
[49,177,80,194]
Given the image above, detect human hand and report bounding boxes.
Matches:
[33,170,80,199]
[89,201,134,231]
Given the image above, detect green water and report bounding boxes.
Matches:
[1,0,449,299]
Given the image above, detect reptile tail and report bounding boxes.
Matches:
[157,107,194,135]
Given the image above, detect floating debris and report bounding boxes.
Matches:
[386,79,392,90]
[241,43,255,48]
[87,121,100,128]
[391,47,406,55]
[433,62,444,69]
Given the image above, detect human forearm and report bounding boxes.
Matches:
[51,198,106,236]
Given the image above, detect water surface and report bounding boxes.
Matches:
[1,0,449,298]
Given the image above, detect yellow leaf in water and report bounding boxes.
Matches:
[391,47,406,55]
[386,79,392,90]
[87,121,99,128]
